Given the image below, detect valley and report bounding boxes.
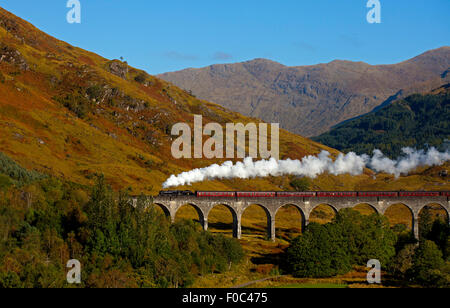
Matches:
[0,5,449,289]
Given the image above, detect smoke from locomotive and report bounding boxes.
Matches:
[163,147,450,188]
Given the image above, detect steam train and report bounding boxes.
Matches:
[159,191,450,198]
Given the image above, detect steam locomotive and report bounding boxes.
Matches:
[159,191,450,198]
[158,190,196,197]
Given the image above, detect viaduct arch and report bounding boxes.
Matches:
[149,195,450,242]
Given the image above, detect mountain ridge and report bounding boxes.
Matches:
[0,7,448,193]
[158,47,450,137]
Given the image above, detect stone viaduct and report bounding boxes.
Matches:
[149,195,450,242]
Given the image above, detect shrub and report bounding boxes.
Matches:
[411,240,448,287]
[134,73,146,84]
[0,152,44,186]
[0,174,13,190]
[389,244,415,280]
[289,177,310,191]
[54,92,91,119]
[86,85,104,101]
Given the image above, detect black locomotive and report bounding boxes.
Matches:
[158,190,195,197]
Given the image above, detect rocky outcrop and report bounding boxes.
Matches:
[107,60,129,79]
[0,43,29,71]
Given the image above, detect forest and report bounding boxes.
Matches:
[313,85,450,158]
[1,151,449,288]
[0,152,244,288]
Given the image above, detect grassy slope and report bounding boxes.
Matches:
[0,6,449,196]
[0,7,335,194]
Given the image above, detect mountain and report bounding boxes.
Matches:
[0,7,336,194]
[0,7,448,194]
[313,84,450,158]
[158,48,450,137]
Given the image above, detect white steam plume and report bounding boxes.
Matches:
[368,147,450,177]
[162,147,450,188]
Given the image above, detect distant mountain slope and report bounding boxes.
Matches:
[313,84,450,158]
[158,48,450,137]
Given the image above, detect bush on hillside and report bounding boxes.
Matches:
[0,152,44,186]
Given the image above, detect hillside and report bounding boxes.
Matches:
[158,48,450,137]
[0,7,337,194]
[0,7,448,194]
[313,85,450,158]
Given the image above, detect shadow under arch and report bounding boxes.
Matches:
[419,203,449,220]
[241,203,272,240]
[309,203,338,225]
[353,203,379,216]
[383,203,414,230]
[174,203,206,229]
[152,203,171,219]
[418,203,450,238]
[207,203,239,238]
[274,204,305,240]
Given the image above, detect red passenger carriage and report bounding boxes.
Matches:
[316,192,358,197]
[399,191,440,197]
[358,191,399,197]
[197,191,236,197]
[236,192,276,198]
[276,191,317,197]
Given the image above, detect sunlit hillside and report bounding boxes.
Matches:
[0,7,449,195]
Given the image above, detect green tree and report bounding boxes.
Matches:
[333,209,397,267]
[0,157,244,288]
[286,209,397,278]
[389,244,415,281]
[411,240,448,287]
[286,223,351,278]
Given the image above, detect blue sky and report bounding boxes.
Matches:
[0,0,449,74]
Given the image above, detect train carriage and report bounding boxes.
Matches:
[276,191,317,197]
[236,191,276,198]
[399,191,440,197]
[317,191,358,197]
[441,191,450,197]
[358,191,399,197]
[196,191,236,197]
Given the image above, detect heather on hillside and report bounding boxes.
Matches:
[0,7,337,195]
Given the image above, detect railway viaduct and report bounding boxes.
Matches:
[149,195,450,242]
